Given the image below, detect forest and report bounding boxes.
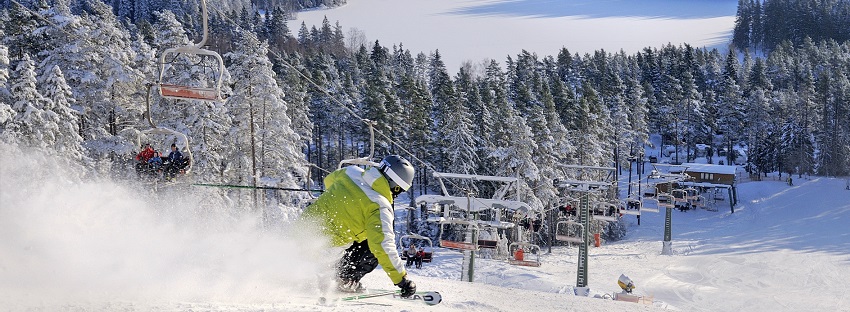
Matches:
[1,0,849,214]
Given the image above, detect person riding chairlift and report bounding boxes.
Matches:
[147,151,163,171]
[406,245,418,267]
[134,143,155,176]
[164,144,184,179]
[415,247,426,269]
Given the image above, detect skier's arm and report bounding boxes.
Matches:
[365,204,407,284]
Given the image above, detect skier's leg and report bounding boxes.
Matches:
[336,240,378,292]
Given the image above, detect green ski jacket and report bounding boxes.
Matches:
[302,166,407,284]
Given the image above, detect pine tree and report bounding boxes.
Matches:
[732,0,751,51]
[437,67,478,180]
[427,50,455,172]
[39,1,145,161]
[717,50,745,165]
[40,65,84,160]
[226,33,305,188]
[0,44,16,143]
[9,54,52,149]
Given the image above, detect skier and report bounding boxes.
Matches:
[302,155,417,297]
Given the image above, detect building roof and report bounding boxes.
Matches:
[682,163,738,175]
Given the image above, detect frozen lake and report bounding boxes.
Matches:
[292,0,738,71]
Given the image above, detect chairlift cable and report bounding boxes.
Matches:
[207,6,487,202]
[192,183,323,192]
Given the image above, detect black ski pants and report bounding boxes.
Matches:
[337,240,379,283]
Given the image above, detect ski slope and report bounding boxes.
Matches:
[2,142,849,311]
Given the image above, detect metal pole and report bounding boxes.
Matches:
[662,181,673,255]
[576,193,589,288]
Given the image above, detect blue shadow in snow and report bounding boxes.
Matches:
[447,0,738,19]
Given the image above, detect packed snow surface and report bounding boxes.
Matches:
[292,0,738,71]
[2,141,849,311]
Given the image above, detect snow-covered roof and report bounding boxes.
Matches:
[682,163,738,175]
[415,194,534,213]
[433,172,518,183]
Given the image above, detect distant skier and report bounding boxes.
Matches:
[302,155,417,297]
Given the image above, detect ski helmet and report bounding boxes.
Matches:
[378,155,415,195]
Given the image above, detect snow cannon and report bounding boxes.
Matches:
[618,274,635,293]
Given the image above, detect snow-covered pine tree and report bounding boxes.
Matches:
[3,0,46,60]
[39,0,144,161]
[624,76,649,155]
[9,53,52,149]
[817,71,850,176]
[427,50,455,173]
[443,66,479,178]
[274,54,312,157]
[396,70,431,195]
[360,40,402,155]
[39,65,83,161]
[0,43,16,144]
[484,61,542,210]
[717,49,745,166]
[575,82,612,166]
[226,32,306,206]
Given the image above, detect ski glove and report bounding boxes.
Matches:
[396,276,416,297]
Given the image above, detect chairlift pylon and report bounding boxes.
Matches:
[157,0,226,102]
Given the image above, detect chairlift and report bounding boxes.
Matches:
[691,195,707,210]
[438,220,480,251]
[157,0,226,102]
[555,219,584,244]
[592,202,619,222]
[141,86,195,176]
[656,193,675,209]
[639,196,661,213]
[619,198,642,216]
[684,187,699,200]
[671,189,690,210]
[338,120,380,169]
[399,233,434,263]
[508,242,541,267]
[713,188,726,201]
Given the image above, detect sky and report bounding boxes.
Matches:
[292,0,739,72]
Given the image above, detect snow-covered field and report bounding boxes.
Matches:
[3,141,849,311]
[293,0,738,71]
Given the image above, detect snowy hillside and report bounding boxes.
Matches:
[293,0,738,71]
[3,142,849,311]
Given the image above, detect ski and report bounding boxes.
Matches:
[322,290,442,306]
